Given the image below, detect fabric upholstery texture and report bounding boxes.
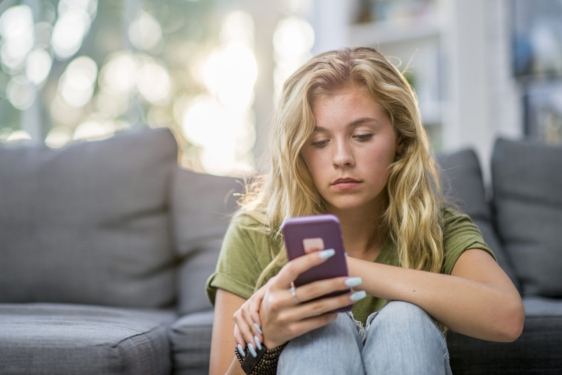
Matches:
[443,142,562,374]
[492,138,562,297]
[168,310,214,375]
[0,128,178,308]
[0,303,176,375]
[448,310,562,375]
[437,148,519,288]
[172,168,243,315]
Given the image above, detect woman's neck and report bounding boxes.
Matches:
[328,205,387,261]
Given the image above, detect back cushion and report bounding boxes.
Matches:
[437,148,519,290]
[171,168,243,315]
[492,138,562,297]
[0,128,178,307]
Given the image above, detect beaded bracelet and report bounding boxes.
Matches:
[234,343,287,375]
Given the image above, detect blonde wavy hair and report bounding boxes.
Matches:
[239,47,444,289]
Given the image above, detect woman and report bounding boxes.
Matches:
[206,47,524,375]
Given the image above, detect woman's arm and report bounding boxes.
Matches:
[347,249,524,342]
[210,289,247,375]
[211,250,364,375]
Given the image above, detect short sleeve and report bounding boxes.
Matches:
[205,215,271,306]
[441,208,496,275]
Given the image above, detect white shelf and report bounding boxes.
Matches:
[345,11,445,149]
[349,15,442,46]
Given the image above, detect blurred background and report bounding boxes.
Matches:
[0,0,561,178]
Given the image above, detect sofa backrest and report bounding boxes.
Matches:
[171,168,243,315]
[492,137,562,298]
[0,128,178,308]
[437,148,520,290]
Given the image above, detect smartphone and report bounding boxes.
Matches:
[281,214,352,313]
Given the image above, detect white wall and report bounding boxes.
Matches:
[444,0,523,181]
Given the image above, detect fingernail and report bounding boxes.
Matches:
[350,290,367,301]
[254,323,262,335]
[248,343,257,357]
[318,249,335,259]
[254,336,262,350]
[237,344,246,358]
[345,277,362,287]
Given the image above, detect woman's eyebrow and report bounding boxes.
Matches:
[313,117,378,132]
[348,117,378,127]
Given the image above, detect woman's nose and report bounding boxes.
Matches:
[332,141,355,168]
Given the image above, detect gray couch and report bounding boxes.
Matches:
[0,128,242,375]
[438,139,562,374]
[1,127,561,374]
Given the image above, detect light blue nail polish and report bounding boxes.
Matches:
[345,277,362,287]
[254,323,262,335]
[254,336,262,350]
[318,249,335,259]
[248,343,257,357]
[237,344,246,358]
[350,290,367,301]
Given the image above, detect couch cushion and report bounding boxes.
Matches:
[437,149,519,289]
[447,301,562,374]
[0,128,178,307]
[524,296,562,316]
[0,303,176,375]
[168,310,214,375]
[492,138,562,297]
[172,168,242,315]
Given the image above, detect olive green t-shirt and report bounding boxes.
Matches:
[205,208,495,325]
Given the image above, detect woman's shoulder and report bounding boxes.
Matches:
[226,211,272,244]
[440,206,473,226]
[230,210,269,229]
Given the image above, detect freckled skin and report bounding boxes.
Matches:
[300,86,403,218]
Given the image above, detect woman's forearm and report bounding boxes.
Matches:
[225,357,246,375]
[347,254,524,342]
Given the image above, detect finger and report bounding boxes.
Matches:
[242,304,263,343]
[272,248,336,288]
[234,325,245,350]
[249,297,262,331]
[233,311,258,349]
[296,276,363,303]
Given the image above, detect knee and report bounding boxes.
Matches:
[283,313,361,351]
[279,313,362,363]
[363,302,451,373]
[368,301,439,337]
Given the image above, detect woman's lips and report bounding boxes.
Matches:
[331,178,361,190]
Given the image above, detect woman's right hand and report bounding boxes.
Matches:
[249,249,365,350]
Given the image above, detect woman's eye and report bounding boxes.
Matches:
[311,139,329,148]
[354,133,373,141]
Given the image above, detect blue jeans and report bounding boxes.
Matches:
[277,301,453,375]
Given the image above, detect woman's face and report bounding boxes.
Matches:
[300,85,403,215]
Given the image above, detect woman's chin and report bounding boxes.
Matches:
[326,200,376,214]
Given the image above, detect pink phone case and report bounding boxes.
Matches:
[281,214,352,313]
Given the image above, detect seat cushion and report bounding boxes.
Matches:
[492,138,562,297]
[437,148,519,289]
[447,297,562,374]
[0,128,178,307]
[168,310,214,375]
[0,303,176,375]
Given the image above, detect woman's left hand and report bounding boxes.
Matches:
[233,278,272,355]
